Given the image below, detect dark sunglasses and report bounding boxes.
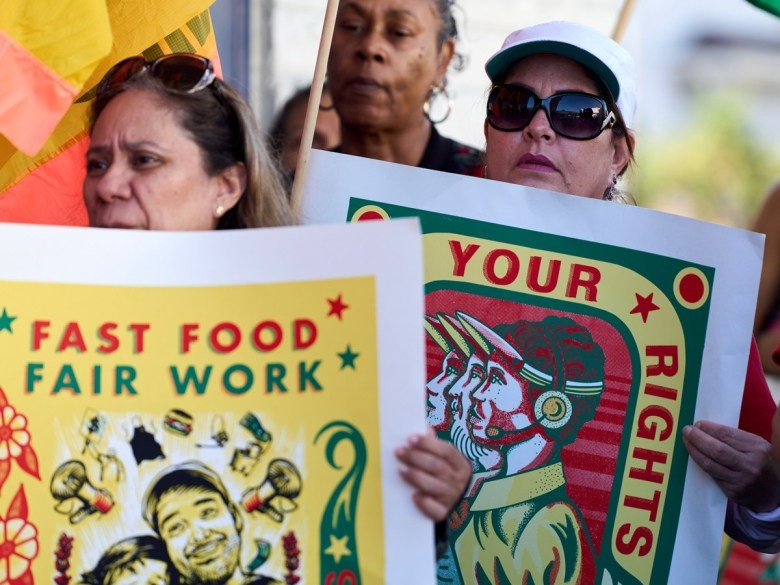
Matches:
[97,54,216,96]
[487,84,616,140]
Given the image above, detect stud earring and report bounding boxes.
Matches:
[214,205,226,218]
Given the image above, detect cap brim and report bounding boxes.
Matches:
[456,312,524,364]
[486,40,620,102]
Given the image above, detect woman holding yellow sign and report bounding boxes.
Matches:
[80,52,471,579]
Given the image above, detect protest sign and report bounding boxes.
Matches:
[0,219,432,584]
[301,150,764,585]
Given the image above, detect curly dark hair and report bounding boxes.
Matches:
[494,315,605,445]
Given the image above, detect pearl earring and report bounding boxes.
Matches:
[214,205,225,218]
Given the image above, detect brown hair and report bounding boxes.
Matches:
[90,72,295,229]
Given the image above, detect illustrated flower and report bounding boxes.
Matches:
[0,486,37,585]
[0,517,38,582]
[0,406,30,461]
[0,388,39,491]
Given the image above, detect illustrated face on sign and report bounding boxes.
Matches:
[469,351,535,444]
[447,352,504,467]
[156,488,241,585]
[449,353,487,425]
[426,349,465,429]
[111,559,169,585]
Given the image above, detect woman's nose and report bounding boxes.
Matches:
[523,107,554,142]
[356,27,387,63]
[94,162,132,202]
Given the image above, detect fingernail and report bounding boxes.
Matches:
[408,434,421,445]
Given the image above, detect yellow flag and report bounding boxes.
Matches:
[0,0,218,225]
[0,0,112,156]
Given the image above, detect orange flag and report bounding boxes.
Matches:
[0,0,112,156]
[0,1,219,225]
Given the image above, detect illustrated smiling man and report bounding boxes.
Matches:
[143,461,278,585]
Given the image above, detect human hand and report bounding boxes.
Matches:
[683,420,780,512]
[395,427,472,521]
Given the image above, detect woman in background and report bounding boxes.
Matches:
[327,0,483,176]
[267,84,341,186]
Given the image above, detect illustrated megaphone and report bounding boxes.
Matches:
[51,460,113,523]
[241,458,302,521]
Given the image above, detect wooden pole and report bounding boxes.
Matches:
[290,0,340,220]
[612,0,637,42]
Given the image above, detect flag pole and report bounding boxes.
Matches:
[290,0,340,220]
[612,0,637,42]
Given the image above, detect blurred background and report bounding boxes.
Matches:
[210,0,780,227]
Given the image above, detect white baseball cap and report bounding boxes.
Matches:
[485,21,637,128]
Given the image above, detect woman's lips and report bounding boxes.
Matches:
[345,76,383,96]
[516,153,556,173]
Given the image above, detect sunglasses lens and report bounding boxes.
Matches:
[151,55,212,92]
[99,57,146,94]
[549,94,608,139]
[488,86,536,131]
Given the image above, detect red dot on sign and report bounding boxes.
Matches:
[356,211,383,221]
[680,273,705,304]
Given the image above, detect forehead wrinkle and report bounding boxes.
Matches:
[386,8,421,20]
[87,139,170,156]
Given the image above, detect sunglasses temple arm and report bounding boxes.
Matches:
[601,110,616,130]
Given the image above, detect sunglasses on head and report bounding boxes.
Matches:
[97,54,216,96]
[487,84,616,140]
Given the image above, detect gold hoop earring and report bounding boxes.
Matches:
[423,84,453,124]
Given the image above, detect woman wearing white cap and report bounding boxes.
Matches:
[483,21,636,203]
[454,19,780,578]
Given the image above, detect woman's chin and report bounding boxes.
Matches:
[494,169,564,194]
[90,214,146,230]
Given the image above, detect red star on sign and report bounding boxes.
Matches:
[327,294,349,320]
[630,292,660,323]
